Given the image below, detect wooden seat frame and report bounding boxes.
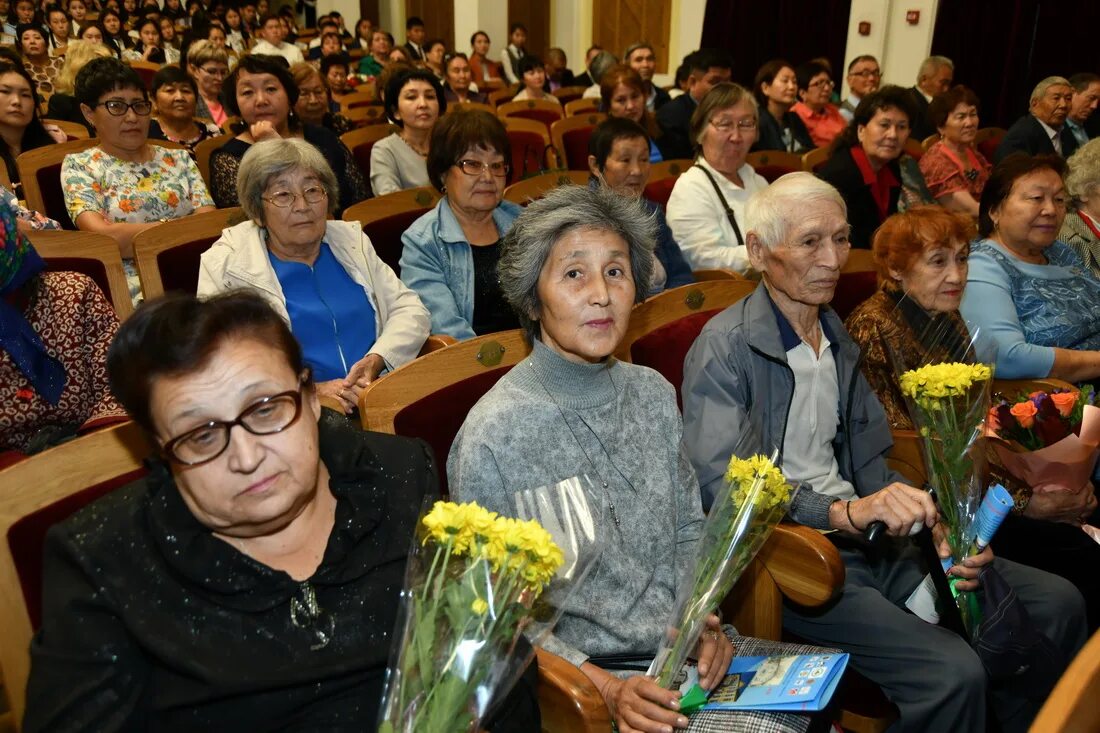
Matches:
[131,207,245,299]
[502,170,588,206]
[17,138,99,225]
[563,97,600,117]
[549,113,606,170]
[341,186,441,229]
[26,229,134,319]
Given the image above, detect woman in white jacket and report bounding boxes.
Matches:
[198,138,430,414]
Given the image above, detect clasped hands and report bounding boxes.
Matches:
[843,482,993,592]
[315,353,384,414]
[591,614,732,733]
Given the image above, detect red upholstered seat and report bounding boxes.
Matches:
[37,163,75,230]
[131,65,156,90]
[506,130,549,183]
[392,367,514,495]
[510,108,562,131]
[351,141,377,181]
[830,270,878,321]
[630,309,723,409]
[362,208,432,275]
[643,177,678,211]
[754,164,800,183]
[8,467,147,629]
[560,126,596,171]
[156,237,219,294]
[42,256,112,304]
[977,135,1002,162]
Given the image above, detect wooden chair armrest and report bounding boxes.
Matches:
[759,523,845,608]
[319,395,346,413]
[535,648,611,733]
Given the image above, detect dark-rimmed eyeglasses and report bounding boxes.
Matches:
[199,65,229,77]
[262,186,328,208]
[96,99,153,116]
[456,159,510,177]
[161,386,305,466]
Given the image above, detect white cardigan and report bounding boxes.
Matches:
[197,219,430,372]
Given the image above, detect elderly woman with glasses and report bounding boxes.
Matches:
[198,138,429,414]
[23,291,540,731]
[450,184,825,733]
[63,57,214,301]
[400,108,521,339]
[666,82,769,275]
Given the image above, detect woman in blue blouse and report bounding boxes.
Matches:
[400,108,522,340]
[198,138,430,414]
[960,154,1100,381]
[587,117,694,295]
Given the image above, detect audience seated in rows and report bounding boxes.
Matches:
[511,54,558,105]
[961,154,1100,381]
[600,64,664,162]
[666,82,768,274]
[846,205,1100,631]
[147,65,221,152]
[400,108,521,339]
[588,117,693,294]
[22,290,539,730]
[681,172,1088,732]
[1060,138,1100,276]
[752,59,814,154]
[451,184,821,733]
[995,76,1079,163]
[208,54,366,212]
[369,66,442,196]
[790,59,844,149]
[919,85,991,219]
[0,210,124,456]
[656,49,732,160]
[64,57,214,300]
[817,85,915,250]
[200,138,428,414]
[906,55,953,141]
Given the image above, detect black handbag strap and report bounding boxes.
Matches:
[694,161,745,247]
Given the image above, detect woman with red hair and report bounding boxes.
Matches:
[599,64,664,161]
[845,205,1100,630]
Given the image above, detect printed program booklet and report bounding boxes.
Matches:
[692,652,849,712]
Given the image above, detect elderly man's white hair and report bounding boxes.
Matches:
[917,55,954,84]
[745,172,846,249]
[1030,76,1072,105]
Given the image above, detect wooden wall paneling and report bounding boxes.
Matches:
[593,0,672,74]
[404,0,454,50]
[507,0,549,58]
[359,0,379,27]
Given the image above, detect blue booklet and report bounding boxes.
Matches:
[701,652,849,712]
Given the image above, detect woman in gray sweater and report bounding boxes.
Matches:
[448,185,814,733]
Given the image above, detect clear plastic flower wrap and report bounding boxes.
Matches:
[377,477,602,733]
[647,449,798,690]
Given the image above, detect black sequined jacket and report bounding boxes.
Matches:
[24,413,470,731]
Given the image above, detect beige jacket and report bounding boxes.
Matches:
[197,219,430,371]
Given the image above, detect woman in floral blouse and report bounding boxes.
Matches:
[63,57,214,301]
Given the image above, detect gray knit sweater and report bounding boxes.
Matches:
[448,340,704,668]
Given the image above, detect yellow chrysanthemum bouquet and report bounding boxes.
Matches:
[378,500,571,732]
[897,360,994,632]
[647,451,797,696]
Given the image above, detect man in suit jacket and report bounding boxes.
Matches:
[1066,72,1100,148]
[403,16,425,61]
[907,55,953,141]
[542,47,575,92]
[655,48,732,160]
[995,76,1079,163]
[572,45,603,88]
[625,42,671,111]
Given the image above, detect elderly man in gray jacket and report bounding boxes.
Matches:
[681,172,1086,733]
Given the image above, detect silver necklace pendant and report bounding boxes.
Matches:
[290,581,335,650]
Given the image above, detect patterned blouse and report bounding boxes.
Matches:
[0,271,126,454]
[26,56,63,101]
[919,141,991,201]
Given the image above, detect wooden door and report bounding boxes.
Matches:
[593,0,672,74]
[507,0,549,58]
[404,0,454,49]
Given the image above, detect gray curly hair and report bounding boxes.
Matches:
[498,184,656,343]
[1066,138,1100,207]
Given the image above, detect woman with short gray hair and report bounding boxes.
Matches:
[1060,137,1100,277]
[197,138,430,414]
[450,184,816,733]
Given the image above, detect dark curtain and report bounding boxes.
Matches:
[700,0,853,89]
[933,0,1100,129]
